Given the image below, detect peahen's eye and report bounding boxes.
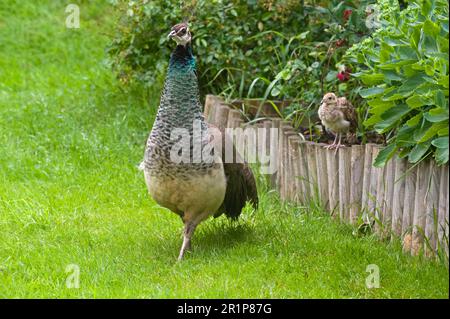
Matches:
[178,28,186,36]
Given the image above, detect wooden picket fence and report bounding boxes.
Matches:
[204,95,449,259]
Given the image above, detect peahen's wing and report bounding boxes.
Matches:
[338,97,357,131]
[207,123,258,219]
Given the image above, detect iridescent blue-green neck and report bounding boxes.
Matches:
[152,43,204,134]
[169,44,196,71]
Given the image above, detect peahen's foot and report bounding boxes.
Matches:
[324,143,342,150]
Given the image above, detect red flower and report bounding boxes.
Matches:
[337,68,351,82]
[343,9,352,21]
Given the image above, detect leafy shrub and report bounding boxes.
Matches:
[107,0,308,97]
[108,0,377,142]
[345,0,449,166]
[253,0,374,131]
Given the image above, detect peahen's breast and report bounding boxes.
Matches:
[143,160,226,216]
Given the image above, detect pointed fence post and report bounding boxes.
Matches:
[270,119,281,188]
[438,165,449,258]
[361,144,375,224]
[280,125,295,200]
[338,146,352,222]
[391,158,406,238]
[424,161,440,257]
[382,157,396,239]
[305,142,318,201]
[315,143,329,210]
[299,141,311,205]
[215,104,230,130]
[227,109,242,128]
[412,161,431,256]
[349,145,365,225]
[288,135,302,203]
[401,163,417,253]
[325,148,339,217]
[204,94,221,123]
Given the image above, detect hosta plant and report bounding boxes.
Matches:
[345,0,449,166]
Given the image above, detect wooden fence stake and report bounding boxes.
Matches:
[215,104,230,130]
[281,126,296,200]
[288,136,302,203]
[412,161,431,256]
[227,109,241,128]
[338,146,352,222]
[401,163,417,253]
[438,165,449,257]
[315,144,329,209]
[326,148,339,217]
[361,144,374,224]
[305,142,318,201]
[299,141,311,204]
[270,119,281,188]
[424,161,440,257]
[349,145,365,224]
[204,94,221,123]
[381,157,396,239]
[374,148,387,235]
[391,158,406,238]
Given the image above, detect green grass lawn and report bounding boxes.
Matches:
[0,1,448,298]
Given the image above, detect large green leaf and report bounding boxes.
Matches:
[368,98,395,108]
[408,141,432,163]
[359,87,384,98]
[432,136,449,149]
[396,124,416,146]
[363,114,382,127]
[435,147,449,165]
[438,127,449,136]
[417,122,448,143]
[406,113,423,127]
[398,73,429,93]
[406,94,433,108]
[423,107,449,122]
[382,88,413,101]
[434,90,448,109]
[382,70,404,82]
[360,73,385,85]
[375,104,411,133]
[423,19,440,37]
[373,143,397,167]
[378,59,417,70]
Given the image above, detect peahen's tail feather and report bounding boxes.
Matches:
[211,123,258,219]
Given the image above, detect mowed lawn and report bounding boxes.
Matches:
[0,1,448,298]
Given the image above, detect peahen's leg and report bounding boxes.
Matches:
[325,133,338,150]
[337,133,343,148]
[334,133,344,155]
[178,220,197,261]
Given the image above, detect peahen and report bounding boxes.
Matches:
[318,92,357,151]
[140,22,258,261]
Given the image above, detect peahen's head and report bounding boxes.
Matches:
[168,22,191,46]
[321,92,338,106]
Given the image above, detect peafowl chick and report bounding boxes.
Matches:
[140,22,258,261]
[318,92,357,150]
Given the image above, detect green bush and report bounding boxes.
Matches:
[107,0,308,97]
[253,0,373,130]
[345,0,449,166]
[108,0,375,138]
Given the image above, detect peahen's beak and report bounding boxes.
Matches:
[168,30,176,39]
